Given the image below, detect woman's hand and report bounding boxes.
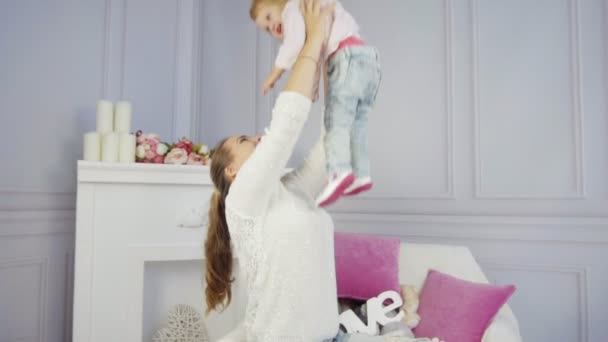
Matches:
[283,0,334,99]
[299,0,335,45]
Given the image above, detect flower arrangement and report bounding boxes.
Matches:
[135,130,211,165]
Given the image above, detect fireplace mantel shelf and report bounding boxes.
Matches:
[77,160,212,185]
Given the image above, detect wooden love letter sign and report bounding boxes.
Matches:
[339,290,405,335]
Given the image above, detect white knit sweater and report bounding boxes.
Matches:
[223,92,340,341]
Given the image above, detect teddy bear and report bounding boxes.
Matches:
[401,284,421,328]
[379,285,421,337]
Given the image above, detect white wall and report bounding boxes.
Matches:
[1,0,607,341]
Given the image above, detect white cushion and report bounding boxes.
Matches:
[398,243,523,342]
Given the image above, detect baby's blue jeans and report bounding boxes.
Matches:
[325,45,381,178]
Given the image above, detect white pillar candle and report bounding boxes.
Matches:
[101,132,119,162]
[118,133,136,163]
[96,100,114,134]
[114,101,132,133]
[83,132,101,161]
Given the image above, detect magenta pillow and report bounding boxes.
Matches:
[414,269,516,342]
[334,232,401,300]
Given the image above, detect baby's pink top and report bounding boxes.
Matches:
[275,0,361,70]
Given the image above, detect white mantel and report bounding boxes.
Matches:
[77,160,213,185]
[73,161,245,342]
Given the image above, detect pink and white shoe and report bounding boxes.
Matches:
[343,177,372,196]
[316,172,355,207]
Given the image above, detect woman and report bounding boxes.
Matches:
[204,1,440,340]
[204,0,340,341]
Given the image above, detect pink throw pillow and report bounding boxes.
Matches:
[414,269,516,342]
[334,232,401,300]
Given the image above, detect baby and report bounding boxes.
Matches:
[251,0,381,207]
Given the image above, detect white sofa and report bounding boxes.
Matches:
[220,243,523,342]
[399,243,522,342]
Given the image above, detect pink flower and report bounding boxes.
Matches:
[186,152,206,165]
[145,150,155,160]
[135,130,171,163]
[136,130,146,144]
[147,134,161,142]
[174,138,194,155]
[135,131,211,165]
[136,131,160,144]
[164,148,188,164]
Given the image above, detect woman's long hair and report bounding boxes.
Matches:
[204,138,235,314]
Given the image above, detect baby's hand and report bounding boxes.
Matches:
[262,68,284,96]
[262,77,275,96]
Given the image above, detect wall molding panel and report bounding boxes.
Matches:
[471,0,586,199]
[480,262,589,342]
[101,0,112,99]
[332,212,608,244]
[350,0,456,200]
[0,192,76,211]
[0,257,49,342]
[0,211,75,238]
[64,250,75,342]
